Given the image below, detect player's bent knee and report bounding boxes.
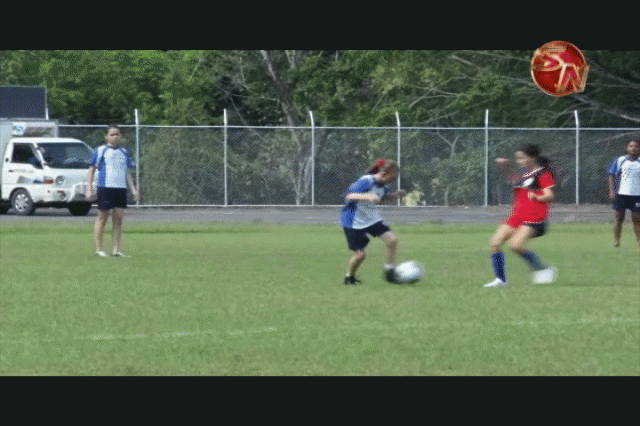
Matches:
[508,241,524,253]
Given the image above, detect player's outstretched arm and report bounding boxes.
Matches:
[345,192,381,203]
[495,158,516,180]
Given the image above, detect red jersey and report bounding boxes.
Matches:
[508,167,555,224]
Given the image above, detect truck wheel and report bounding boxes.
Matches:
[68,202,92,216]
[11,189,36,216]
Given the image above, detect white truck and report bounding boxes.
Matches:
[0,119,94,216]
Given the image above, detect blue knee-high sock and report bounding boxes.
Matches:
[491,252,506,282]
[518,250,546,271]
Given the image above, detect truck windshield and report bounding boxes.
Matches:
[37,143,93,169]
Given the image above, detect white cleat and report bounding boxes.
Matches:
[484,278,508,288]
[533,267,557,284]
[95,251,108,257]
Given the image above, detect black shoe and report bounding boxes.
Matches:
[344,276,361,285]
[384,268,400,284]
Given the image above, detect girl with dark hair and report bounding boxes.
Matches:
[340,159,406,285]
[484,145,557,287]
[86,124,141,257]
[607,137,640,247]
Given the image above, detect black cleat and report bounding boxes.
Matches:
[344,276,361,285]
[384,268,400,284]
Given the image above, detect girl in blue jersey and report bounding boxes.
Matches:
[340,159,406,285]
[86,124,140,257]
[607,137,640,247]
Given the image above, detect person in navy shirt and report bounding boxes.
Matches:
[86,124,140,257]
[340,159,406,285]
[607,137,640,247]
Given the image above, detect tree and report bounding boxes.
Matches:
[358,50,640,128]
[207,51,340,204]
[140,127,225,204]
[0,50,222,125]
[447,50,640,127]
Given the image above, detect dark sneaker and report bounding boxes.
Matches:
[384,268,400,284]
[344,276,361,285]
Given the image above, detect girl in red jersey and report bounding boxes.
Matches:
[484,145,557,288]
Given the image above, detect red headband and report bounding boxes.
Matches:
[375,159,386,168]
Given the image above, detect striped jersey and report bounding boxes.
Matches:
[340,174,389,229]
[608,155,640,196]
[90,144,134,188]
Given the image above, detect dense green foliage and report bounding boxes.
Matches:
[3,51,638,206]
[2,50,639,127]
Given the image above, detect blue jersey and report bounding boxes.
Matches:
[91,144,135,189]
[608,155,640,196]
[340,174,389,229]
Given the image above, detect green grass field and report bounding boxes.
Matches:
[1,220,638,376]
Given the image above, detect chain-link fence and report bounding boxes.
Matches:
[59,115,640,207]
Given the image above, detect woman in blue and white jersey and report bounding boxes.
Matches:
[86,124,141,257]
[340,159,406,285]
[607,137,640,248]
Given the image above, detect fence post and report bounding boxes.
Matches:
[484,109,489,207]
[574,110,579,205]
[224,108,228,207]
[310,110,315,206]
[396,111,401,206]
[135,108,140,207]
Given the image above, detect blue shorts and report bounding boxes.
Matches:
[97,187,128,210]
[343,221,390,251]
[613,195,640,213]
[524,221,547,238]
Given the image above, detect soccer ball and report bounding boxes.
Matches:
[394,261,424,284]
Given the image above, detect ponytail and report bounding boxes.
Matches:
[368,159,387,174]
[368,159,399,175]
[537,155,555,179]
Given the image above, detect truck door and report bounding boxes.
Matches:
[2,143,42,187]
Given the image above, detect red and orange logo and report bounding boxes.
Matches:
[531,41,589,96]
